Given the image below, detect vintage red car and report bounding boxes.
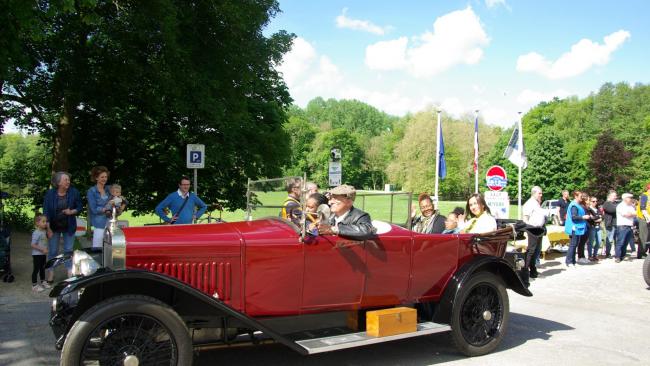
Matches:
[48,214,530,365]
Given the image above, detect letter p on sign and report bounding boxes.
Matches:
[186,144,205,169]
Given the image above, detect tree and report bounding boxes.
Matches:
[387,110,501,199]
[521,128,571,199]
[588,131,632,198]
[307,129,366,188]
[282,115,317,177]
[1,1,295,212]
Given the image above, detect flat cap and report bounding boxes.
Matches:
[621,193,633,199]
[329,184,356,196]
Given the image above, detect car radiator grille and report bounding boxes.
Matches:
[134,261,232,302]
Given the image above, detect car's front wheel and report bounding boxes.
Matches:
[643,256,650,286]
[450,272,509,357]
[60,295,193,366]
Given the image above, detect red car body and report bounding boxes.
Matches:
[123,219,497,317]
[49,217,528,365]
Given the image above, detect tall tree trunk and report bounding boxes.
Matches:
[51,96,73,173]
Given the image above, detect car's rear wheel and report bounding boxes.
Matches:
[643,256,650,286]
[450,272,509,357]
[61,295,192,366]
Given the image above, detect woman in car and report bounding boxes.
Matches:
[458,193,497,233]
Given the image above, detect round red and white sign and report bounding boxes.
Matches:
[485,165,508,191]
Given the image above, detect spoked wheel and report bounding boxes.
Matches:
[450,272,509,356]
[643,255,650,287]
[61,295,192,366]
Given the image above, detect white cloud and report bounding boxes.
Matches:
[365,6,490,77]
[365,37,408,70]
[276,37,316,88]
[340,86,432,116]
[485,0,508,9]
[516,30,630,79]
[440,98,468,118]
[276,37,541,128]
[516,89,572,106]
[335,8,389,35]
[276,38,344,106]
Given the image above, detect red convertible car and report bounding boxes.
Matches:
[48,214,530,365]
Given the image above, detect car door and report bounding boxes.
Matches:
[301,233,367,311]
[361,226,412,307]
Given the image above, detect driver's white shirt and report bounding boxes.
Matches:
[334,210,350,227]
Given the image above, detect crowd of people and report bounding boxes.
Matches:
[28,168,650,293]
[30,167,207,293]
[560,186,650,267]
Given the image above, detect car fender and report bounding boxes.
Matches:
[50,269,308,354]
[432,255,532,324]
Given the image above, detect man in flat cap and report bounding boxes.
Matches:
[318,184,376,240]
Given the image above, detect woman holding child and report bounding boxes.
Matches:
[86,166,111,251]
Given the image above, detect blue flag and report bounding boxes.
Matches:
[438,120,447,179]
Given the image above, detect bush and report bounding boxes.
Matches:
[1,196,35,232]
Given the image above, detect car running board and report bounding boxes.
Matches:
[295,321,450,354]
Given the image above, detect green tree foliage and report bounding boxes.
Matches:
[1,0,294,213]
[0,133,51,230]
[387,110,501,199]
[285,97,396,188]
[587,131,632,199]
[304,97,396,136]
[485,82,650,200]
[307,129,366,188]
[521,128,571,199]
[283,115,317,177]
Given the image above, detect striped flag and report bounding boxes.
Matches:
[438,120,447,179]
[473,115,479,172]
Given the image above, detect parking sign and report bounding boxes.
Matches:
[186,144,205,169]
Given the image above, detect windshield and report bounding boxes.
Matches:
[245,176,412,238]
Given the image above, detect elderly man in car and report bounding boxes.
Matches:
[317,184,376,240]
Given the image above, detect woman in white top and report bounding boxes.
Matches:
[459,193,497,233]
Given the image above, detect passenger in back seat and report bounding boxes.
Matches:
[411,193,446,234]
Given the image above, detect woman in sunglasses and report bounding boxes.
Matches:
[587,196,603,262]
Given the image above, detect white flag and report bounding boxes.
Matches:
[503,123,527,169]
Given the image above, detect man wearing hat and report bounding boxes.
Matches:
[615,193,637,262]
[317,184,376,240]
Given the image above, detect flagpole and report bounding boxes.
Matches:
[434,109,441,201]
[517,112,523,220]
[474,110,479,193]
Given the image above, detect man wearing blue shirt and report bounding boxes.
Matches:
[155,176,207,224]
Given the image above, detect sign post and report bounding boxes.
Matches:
[485,165,510,219]
[329,148,342,187]
[186,144,205,195]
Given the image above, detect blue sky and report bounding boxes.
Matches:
[268,0,649,127]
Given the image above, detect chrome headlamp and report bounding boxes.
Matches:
[71,250,100,277]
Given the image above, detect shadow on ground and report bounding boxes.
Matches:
[194,312,571,365]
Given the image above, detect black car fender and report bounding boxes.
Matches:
[50,269,307,354]
[432,255,532,324]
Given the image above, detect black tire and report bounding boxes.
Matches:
[450,271,509,357]
[61,295,193,366]
[643,255,650,287]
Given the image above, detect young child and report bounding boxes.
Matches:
[103,184,127,217]
[31,214,50,292]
